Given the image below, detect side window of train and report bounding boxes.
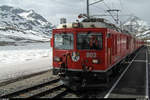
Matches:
[107,33,111,38]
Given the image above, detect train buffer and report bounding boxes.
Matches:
[107,47,149,99]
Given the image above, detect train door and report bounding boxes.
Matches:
[117,35,120,57]
[115,35,117,56]
[112,34,116,63]
[114,34,117,62]
[120,35,122,57]
[107,33,112,66]
[131,38,134,52]
[126,36,130,54]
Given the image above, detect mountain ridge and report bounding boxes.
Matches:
[122,16,150,34]
[0,5,54,45]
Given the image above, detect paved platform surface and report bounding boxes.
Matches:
[108,47,148,99]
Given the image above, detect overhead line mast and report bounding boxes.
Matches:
[107,9,120,24]
[86,0,132,28]
[87,0,90,18]
[86,0,120,24]
[86,0,104,19]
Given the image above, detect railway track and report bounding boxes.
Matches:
[0,70,50,87]
[0,78,70,98]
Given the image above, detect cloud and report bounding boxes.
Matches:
[0,0,149,25]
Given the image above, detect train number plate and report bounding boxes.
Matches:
[86,52,96,58]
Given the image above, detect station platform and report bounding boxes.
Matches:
[108,47,149,99]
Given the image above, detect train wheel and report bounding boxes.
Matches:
[105,73,111,83]
[71,85,80,91]
[112,66,118,76]
[106,77,110,83]
[81,79,87,87]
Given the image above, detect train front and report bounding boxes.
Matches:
[51,22,107,89]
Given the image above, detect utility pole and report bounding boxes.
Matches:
[87,0,90,19]
[107,9,120,24]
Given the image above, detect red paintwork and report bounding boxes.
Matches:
[51,28,144,72]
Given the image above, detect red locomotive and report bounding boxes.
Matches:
[50,18,144,89]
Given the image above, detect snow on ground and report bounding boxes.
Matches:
[0,57,52,83]
[0,42,53,83]
[0,49,51,64]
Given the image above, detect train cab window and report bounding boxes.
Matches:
[54,33,74,50]
[77,32,102,50]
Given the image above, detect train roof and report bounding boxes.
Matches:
[57,18,131,35]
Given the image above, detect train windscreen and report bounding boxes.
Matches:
[54,33,74,50]
[77,32,102,50]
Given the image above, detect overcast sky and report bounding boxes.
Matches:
[0,0,150,26]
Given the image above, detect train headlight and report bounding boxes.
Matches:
[92,59,99,64]
[71,52,80,62]
[54,57,61,62]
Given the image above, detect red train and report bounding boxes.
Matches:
[50,18,144,89]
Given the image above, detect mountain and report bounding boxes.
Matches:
[122,16,150,35]
[0,5,54,45]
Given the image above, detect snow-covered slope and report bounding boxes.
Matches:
[122,16,150,34]
[0,5,54,44]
